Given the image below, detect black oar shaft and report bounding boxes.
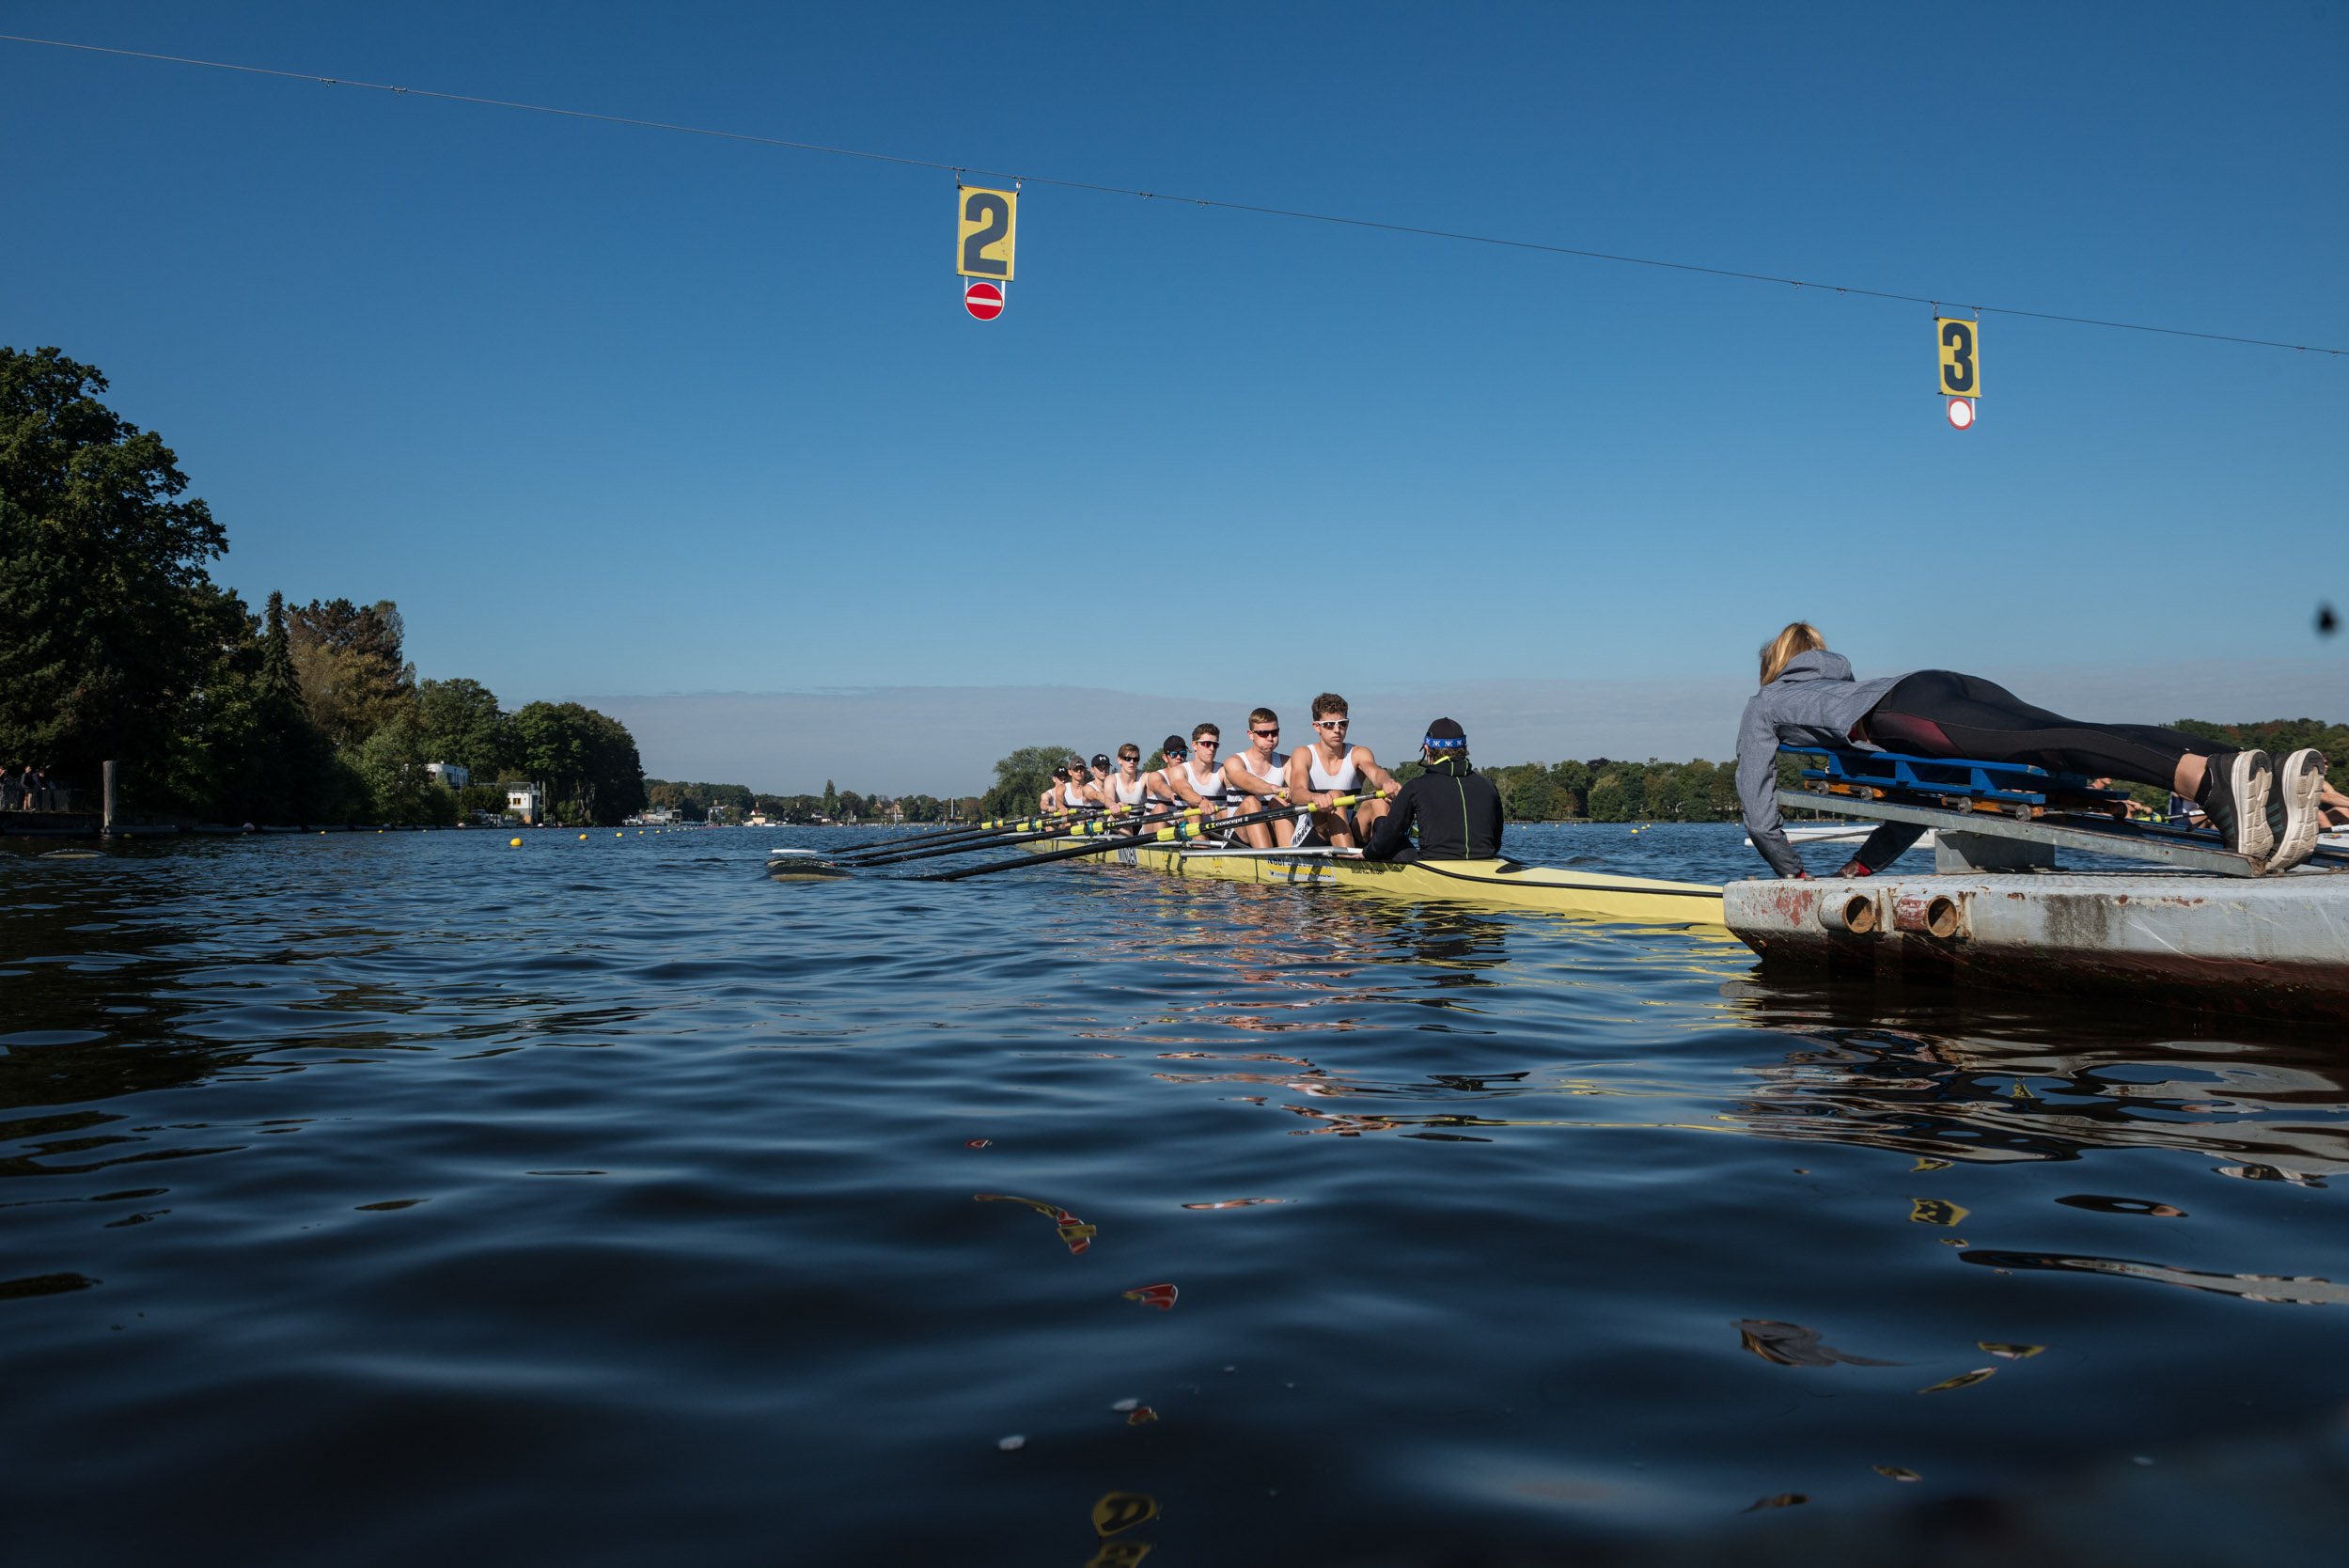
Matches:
[853,805,1194,866]
[916,793,1381,883]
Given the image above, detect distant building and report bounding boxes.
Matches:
[427,761,470,790]
[507,784,544,823]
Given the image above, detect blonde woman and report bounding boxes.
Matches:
[1734,621,2325,878]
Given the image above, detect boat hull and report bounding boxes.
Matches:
[1018,838,1725,925]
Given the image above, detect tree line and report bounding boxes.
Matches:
[0,346,647,826]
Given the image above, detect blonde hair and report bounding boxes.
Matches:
[1759,622,1825,687]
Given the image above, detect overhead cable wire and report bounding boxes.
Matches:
[5,31,2341,359]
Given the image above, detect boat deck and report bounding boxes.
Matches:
[1020,836,1726,925]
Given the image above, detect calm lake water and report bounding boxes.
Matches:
[5,823,2347,1565]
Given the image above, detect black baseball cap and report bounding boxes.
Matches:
[1090,753,1112,770]
[1160,734,1189,757]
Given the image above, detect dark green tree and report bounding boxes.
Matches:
[0,346,233,792]
[509,700,647,825]
[979,745,1073,818]
[415,677,509,778]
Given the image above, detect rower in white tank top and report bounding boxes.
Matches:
[1113,774,1148,807]
[1183,758,1230,802]
[1239,747,1289,792]
[1063,780,1092,811]
[1306,747,1359,792]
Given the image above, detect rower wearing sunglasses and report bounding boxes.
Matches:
[1222,708,1293,848]
[1286,692,1399,848]
[1164,723,1238,833]
[1099,745,1152,819]
[1138,735,1194,815]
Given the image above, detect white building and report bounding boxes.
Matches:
[507,784,544,823]
[427,761,470,790]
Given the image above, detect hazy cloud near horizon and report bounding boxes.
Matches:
[574,660,2346,796]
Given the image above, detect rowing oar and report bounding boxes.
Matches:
[823,805,1085,858]
[849,803,1211,868]
[824,804,1122,860]
[913,792,1386,883]
[826,808,1120,863]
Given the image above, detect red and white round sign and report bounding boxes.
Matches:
[963,281,1005,321]
[1947,397,1976,430]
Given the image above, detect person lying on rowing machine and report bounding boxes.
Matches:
[1364,718,1504,863]
[1223,708,1293,848]
[1735,621,2328,878]
[1287,692,1399,848]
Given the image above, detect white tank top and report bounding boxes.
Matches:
[1183,759,1229,801]
[1114,775,1147,806]
[1063,783,1090,809]
[1238,749,1287,790]
[1307,746,1359,792]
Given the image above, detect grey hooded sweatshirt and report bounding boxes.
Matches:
[1735,651,1908,878]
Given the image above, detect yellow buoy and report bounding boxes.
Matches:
[510,838,522,846]
[579,833,587,840]
[615,831,622,838]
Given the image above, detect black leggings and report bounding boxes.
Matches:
[1863,670,2218,791]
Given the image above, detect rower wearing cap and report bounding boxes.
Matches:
[1286,692,1398,848]
[1222,708,1292,849]
[1060,757,1101,816]
[1139,736,1193,813]
[1040,766,1070,818]
[1364,718,1503,863]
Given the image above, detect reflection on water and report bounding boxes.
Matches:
[4,824,2349,1563]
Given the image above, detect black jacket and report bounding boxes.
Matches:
[1366,756,1504,861]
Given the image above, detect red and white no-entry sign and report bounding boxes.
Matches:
[1947,397,1976,431]
[963,281,1005,321]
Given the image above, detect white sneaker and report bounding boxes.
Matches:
[2202,749,2275,866]
[2267,749,2326,872]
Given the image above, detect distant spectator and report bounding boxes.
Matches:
[1,766,18,811]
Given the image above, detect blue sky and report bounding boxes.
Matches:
[4,3,2343,788]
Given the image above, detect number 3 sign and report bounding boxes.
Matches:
[957,187,1018,281]
[1935,317,1980,399]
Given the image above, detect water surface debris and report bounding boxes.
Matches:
[1125,1405,1160,1425]
[1111,1398,1139,1411]
[1919,1367,1997,1393]
[964,1139,993,1149]
[1910,1198,1970,1226]
[1980,1341,2045,1358]
[995,1435,1026,1450]
[1092,1492,1160,1536]
[1872,1466,1922,1482]
[1180,1198,1291,1209]
[1733,1319,1899,1367]
[1122,1283,1179,1310]
[1741,1492,1807,1512]
[2057,1194,2186,1217]
[974,1193,1097,1254]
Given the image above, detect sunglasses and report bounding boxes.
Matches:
[1315,719,1349,729]
[1194,739,1219,749]
[1251,728,1279,737]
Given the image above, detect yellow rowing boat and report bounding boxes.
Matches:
[1019,837,1726,925]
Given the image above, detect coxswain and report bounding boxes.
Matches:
[1735,621,2327,877]
[1286,692,1398,848]
[1365,718,1503,863]
[1222,708,1293,848]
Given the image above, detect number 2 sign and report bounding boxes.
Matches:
[1935,318,1980,399]
[956,187,1018,281]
